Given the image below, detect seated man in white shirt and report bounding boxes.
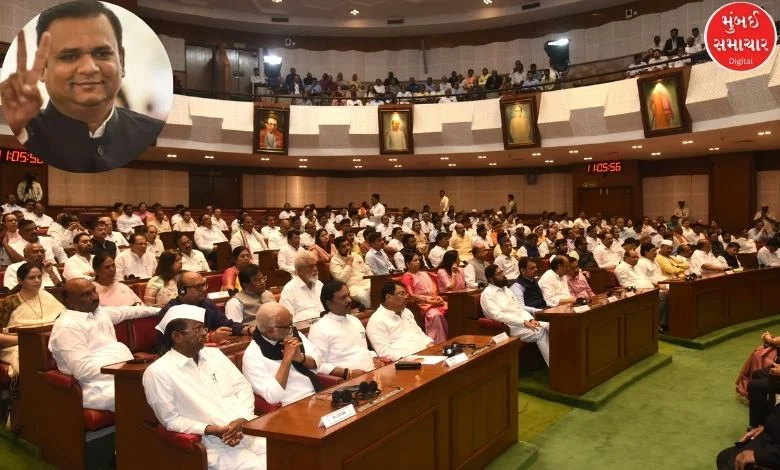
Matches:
[279,252,324,323]
[141,224,165,258]
[464,244,490,289]
[267,219,291,250]
[299,222,317,249]
[537,256,576,307]
[97,216,129,249]
[143,305,267,470]
[3,243,62,289]
[329,236,372,308]
[635,243,668,283]
[480,264,549,365]
[689,239,727,274]
[63,233,96,280]
[277,229,306,274]
[242,303,329,406]
[736,229,758,254]
[309,281,388,380]
[230,215,268,264]
[194,214,228,256]
[278,203,295,220]
[115,233,158,280]
[48,279,160,411]
[593,233,624,269]
[27,202,53,228]
[175,233,210,273]
[116,204,144,236]
[614,250,669,331]
[366,281,434,360]
[172,209,199,232]
[11,219,68,263]
[493,237,521,282]
[428,231,451,268]
[757,238,780,267]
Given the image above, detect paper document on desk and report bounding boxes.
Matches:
[405,355,447,365]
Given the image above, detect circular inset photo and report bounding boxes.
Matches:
[0,0,172,173]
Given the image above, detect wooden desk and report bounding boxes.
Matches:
[584,268,617,294]
[243,335,519,470]
[11,322,55,449]
[440,288,481,338]
[665,267,780,339]
[536,290,659,396]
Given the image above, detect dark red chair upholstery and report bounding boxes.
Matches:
[156,424,202,450]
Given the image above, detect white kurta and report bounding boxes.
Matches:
[241,334,322,406]
[114,249,158,280]
[365,305,433,361]
[48,305,159,410]
[194,226,228,254]
[278,275,324,322]
[143,347,266,470]
[3,261,61,288]
[63,254,95,280]
[757,246,780,267]
[479,284,550,364]
[613,262,655,289]
[180,249,210,273]
[537,270,572,307]
[230,230,268,264]
[308,312,375,374]
[277,245,306,273]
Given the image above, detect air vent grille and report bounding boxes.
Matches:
[271,17,289,23]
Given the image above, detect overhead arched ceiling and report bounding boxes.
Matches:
[138,0,636,37]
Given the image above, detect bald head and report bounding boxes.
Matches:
[63,279,99,313]
[256,303,293,340]
[179,271,206,304]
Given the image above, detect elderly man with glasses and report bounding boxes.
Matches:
[114,232,157,280]
[158,271,254,344]
[242,303,343,407]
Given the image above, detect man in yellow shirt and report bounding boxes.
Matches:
[655,240,688,278]
[449,223,474,262]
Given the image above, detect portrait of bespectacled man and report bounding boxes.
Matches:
[0,0,173,173]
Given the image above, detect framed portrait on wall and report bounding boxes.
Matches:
[378,105,414,155]
[499,96,541,150]
[637,70,691,138]
[253,105,290,155]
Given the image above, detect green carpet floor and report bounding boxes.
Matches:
[0,327,767,469]
[525,329,761,469]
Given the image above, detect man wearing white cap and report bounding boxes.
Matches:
[48,279,160,411]
[143,305,267,470]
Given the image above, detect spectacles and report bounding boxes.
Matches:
[272,324,293,332]
[184,282,208,290]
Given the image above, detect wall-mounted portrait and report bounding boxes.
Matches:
[253,105,290,155]
[637,70,691,138]
[499,96,540,149]
[0,0,173,173]
[378,105,414,155]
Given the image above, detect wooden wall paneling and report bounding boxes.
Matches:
[709,153,755,232]
[185,45,215,92]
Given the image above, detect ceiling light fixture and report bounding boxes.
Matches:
[682,140,694,144]
[272,0,282,3]
[544,159,554,163]
[631,145,643,149]
[483,0,492,4]
[758,131,772,135]
[166,154,177,158]
[350,9,359,15]
[388,158,397,162]
[298,158,308,162]
[352,158,361,162]
[260,157,270,161]
[708,147,720,151]
[532,152,541,156]
[204,155,214,159]
[440,156,449,160]
[448,163,457,167]
[651,152,661,156]
[299,165,307,168]
[568,150,579,154]
[489,162,497,166]
[477,155,487,159]
[394,164,403,168]
[583,157,593,161]
[354,165,363,169]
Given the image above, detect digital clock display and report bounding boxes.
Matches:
[1,148,45,165]
[587,161,622,173]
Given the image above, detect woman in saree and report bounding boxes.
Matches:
[400,251,448,343]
